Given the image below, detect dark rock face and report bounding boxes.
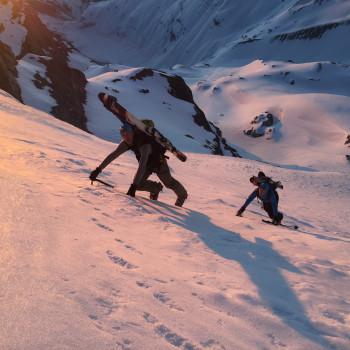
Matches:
[160,72,212,132]
[345,135,350,146]
[208,121,241,157]
[27,0,72,18]
[43,58,88,131]
[159,71,240,157]
[130,68,154,81]
[0,41,22,102]
[16,3,88,131]
[271,20,350,42]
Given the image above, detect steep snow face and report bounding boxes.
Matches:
[0,0,27,56]
[43,0,350,66]
[16,54,56,114]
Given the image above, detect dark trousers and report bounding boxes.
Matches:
[262,191,282,220]
[137,161,187,199]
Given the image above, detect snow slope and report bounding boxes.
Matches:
[1,90,350,349]
[183,60,350,172]
[45,0,350,66]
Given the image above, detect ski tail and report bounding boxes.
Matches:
[170,147,187,162]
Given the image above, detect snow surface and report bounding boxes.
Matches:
[16,54,56,114]
[1,1,350,349]
[1,90,350,349]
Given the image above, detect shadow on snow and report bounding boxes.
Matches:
[140,198,330,348]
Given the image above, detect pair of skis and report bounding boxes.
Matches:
[237,213,298,230]
[261,219,298,230]
[98,93,187,162]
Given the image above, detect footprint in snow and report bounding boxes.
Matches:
[106,250,138,269]
[91,218,114,232]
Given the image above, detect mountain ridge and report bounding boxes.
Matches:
[0,0,349,169]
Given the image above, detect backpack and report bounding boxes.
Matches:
[252,175,283,202]
[133,119,167,168]
[139,119,167,154]
[255,176,283,189]
[140,118,155,129]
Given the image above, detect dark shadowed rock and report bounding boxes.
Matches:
[42,58,88,131]
[244,111,277,139]
[0,41,22,102]
[130,68,154,81]
[160,71,239,156]
[345,135,350,146]
[271,20,350,42]
[17,2,88,131]
[160,72,212,132]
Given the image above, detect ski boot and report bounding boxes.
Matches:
[175,197,186,207]
[272,212,283,225]
[150,182,163,200]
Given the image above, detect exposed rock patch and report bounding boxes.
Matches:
[271,20,350,42]
[18,3,88,131]
[244,112,278,139]
[0,41,22,102]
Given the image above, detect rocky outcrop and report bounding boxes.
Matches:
[28,0,72,18]
[244,112,277,139]
[345,135,350,146]
[42,58,88,130]
[0,41,22,102]
[17,2,88,131]
[160,72,211,132]
[128,67,240,157]
[159,70,240,157]
[271,20,350,42]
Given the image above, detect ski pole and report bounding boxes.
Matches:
[91,179,115,188]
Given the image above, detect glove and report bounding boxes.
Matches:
[236,207,245,216]
[126,184,137,197]
[89,167,102,181]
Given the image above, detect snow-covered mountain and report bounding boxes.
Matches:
[0,0,239,157]
[35,0,350,66]
[1,0,349,169]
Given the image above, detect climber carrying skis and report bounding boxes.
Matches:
[236,171,284,225]
[89,124,188,207]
